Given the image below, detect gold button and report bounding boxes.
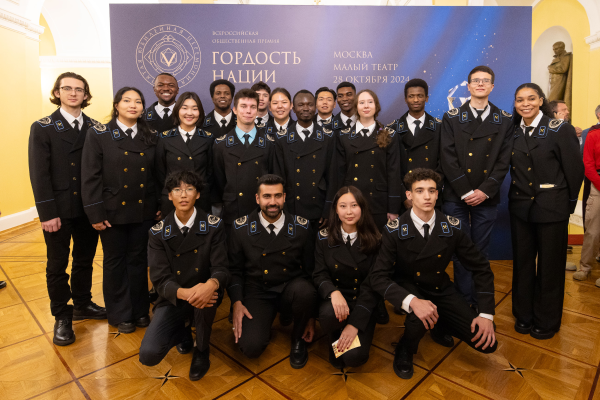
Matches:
[354,267,357,270]
[140,153,144,156]
[470,138,473,141]
[296,183,300,186]
[416,272,420,276]
[176,254,180,257]
[124,168,128,172]
[370,178,373,182]
[425,146,428,149]
[238,163,241,166]
[71,163,75,166]
[438,254,441,258]
[512,152,514,155]
[283,268,287,272]
[140,184,144,188]
[124,185,128,188]
[178,157,181,160]
[513,181,516,184]
[486,154,489,157]
[73,192,77,195]
[122,201,126,205]
[355,279,358,283]
[488,138,492,141]
[189,157,192,160]
[425,158,428,161]
[354,164,358,168]
[336,278,339,281]
[529,182,532,186]
[297,169,300,173]
[239,192,243,196]
[370,192,373,196]
[296,196,300,200]
[263,254,266,257]
[297,157,300,159]
[409,158,412,162]
[177,271,180,275]
[467,169,471,173]
[353,296,356,300]
[371,151,375,154]
[138,200,142,203]
[354,288,356,290]
[469,153,473,156]
[527,154,529,156]
[124,152,128,155]
[141,168,145,171]
[282,252,285,255]
[194,249,198,253]
[512,167,515,170]
[312,169,315,173]
[436,287,439,290]
[312,182,315,186]
[335,265,338,268]
[531,197,534,200]
[528,167,531,171]
[371,165,374,168]
[313,155,316,158]
[409,170,412,173]
[264,270,268,274]
[255,161,258,164]
[437,271,440,274]
[484,170,487,173]
[195,268,198,272]
[354,177,358,181]
[73,177,76,180]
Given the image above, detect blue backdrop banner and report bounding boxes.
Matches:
[109,4,532,259]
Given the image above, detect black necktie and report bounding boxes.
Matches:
[257,117,263,125]
[346,235,352,250]
[302,129,310,141]
[413,120,421,136]
[243,134,250,148]
[361,128,369,137]
[181,226,189,237]
[126,128,134,140]
[423,223,430,241]
[163,108,170,119]
[524,126,534,136]
[221,118,227,128]
[345,119,352,129]
[73,119,80,134]
[268,223,276,237]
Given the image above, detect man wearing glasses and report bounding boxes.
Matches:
[440,66,514,313]
[29,72,106,346]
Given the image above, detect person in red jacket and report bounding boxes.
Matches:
[575,116,600,287]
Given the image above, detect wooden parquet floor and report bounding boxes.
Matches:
[0,221,599,400]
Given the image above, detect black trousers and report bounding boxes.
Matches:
[139,291,223,366]
[510,213,569,331]
[42,215,98,320]
[319,300,376,367]
[238,277,317,358]
[399,282,497,355]
[100,220,154,326]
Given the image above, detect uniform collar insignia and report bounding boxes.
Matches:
[333,120,339,129]
[441,221,450,234]
[199,220,207,232]
[54,120,66,132]
[537,126,547,138]
[204,116,212,126]
[315,130,324,141]
[163,225,174,239]
[258,136,265,147]
[401,224,408,236]
[226,135,237,147]
[267,126,273,134]
[250,220,257,234]
[349,129,358,139]
[428,119,435,130]
[288,131,296,143]
[460,111,469,123]
[287,223,294,236]
[112,129,123,140]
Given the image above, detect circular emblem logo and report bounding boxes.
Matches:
[136,24,201,88]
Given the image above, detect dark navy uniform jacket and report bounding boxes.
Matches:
[441,101,514,205]
[144,102,175,134]
[202,110,237,139]
[29,109,96,221]
[81,119,159,225]
[509,116,584,223]
[148,209,230,309]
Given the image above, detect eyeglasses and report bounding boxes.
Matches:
[60,86,85,94]
[470,79,492,85]
[171,188,197,196]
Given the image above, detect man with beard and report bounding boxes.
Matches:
[387,79,443,213]
[203,79,236,137]
[332,82,357,134]
[144,73,179,133]
[273,90,337,274]
[315,87,336,129]
[228,174,316,369]
[252,81,272,127]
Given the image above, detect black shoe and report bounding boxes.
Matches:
[177,332,194,355]
[118,321,136,334]
[431,329,454,348]
[0,281,6,290]
[53,319,75,346]
[290,338,308,369]
[393,343,413,380]
[73,302,107,321]
[530,326,556,340]
[376,300,390,325]
[189,348,210,381]
[514,320,532,334]
[328,344,345,370]
[279,313,293,327]
[135,315,150,328]
[149,287,158,304]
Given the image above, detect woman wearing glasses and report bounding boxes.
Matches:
[82,87,161,333]
[509,83,583,340]
[155,92,213,216]
[313,186,381,369]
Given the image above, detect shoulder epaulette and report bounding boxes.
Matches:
[215,134,227,144]
[323,127,333,137]
[267,134,275,142]
[150,220,164,235]
[341,127,351,134]
[435,117,442,124]
[548,119,564,131]
[501,110,513,118]
[207,214,221,227]
[386,218,399,233]
[447,108,459,117]
[446,215,461,229]
[295,216,309,228]
[318,228,328,240]
[36,116,53,127]
[234,216,248,229]
[92,121,108,134]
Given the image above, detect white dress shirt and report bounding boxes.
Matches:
[155,103,175,119]
[355,121,376,137]
[468,102,490,122]
[342,113,357,128]
[519,110,544,134]
[174,207,197,233]
[255,113,270,125]
[274,118,291,132]
[406,113,426,135]
[59,108,84,130]
[297,122,314,141]
[340,227,358,246]
[215,110,233,127]
[178,126,195,142]
[400,210,493,321]
[116,119,138,138]
[258,211,285,235]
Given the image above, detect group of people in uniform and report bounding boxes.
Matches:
[28,65,583,381]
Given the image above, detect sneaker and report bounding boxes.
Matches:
[565,262,577,271]
[573,270,589,281]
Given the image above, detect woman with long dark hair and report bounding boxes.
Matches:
[82,87,160,333]
[313,186,381,369]
[509,83,583,340]
[264,87,296,134]
[336,89,402,230]
[155,91,212,215]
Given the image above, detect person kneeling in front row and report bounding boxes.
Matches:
[365,168,497,379]
[139,170,229,381]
